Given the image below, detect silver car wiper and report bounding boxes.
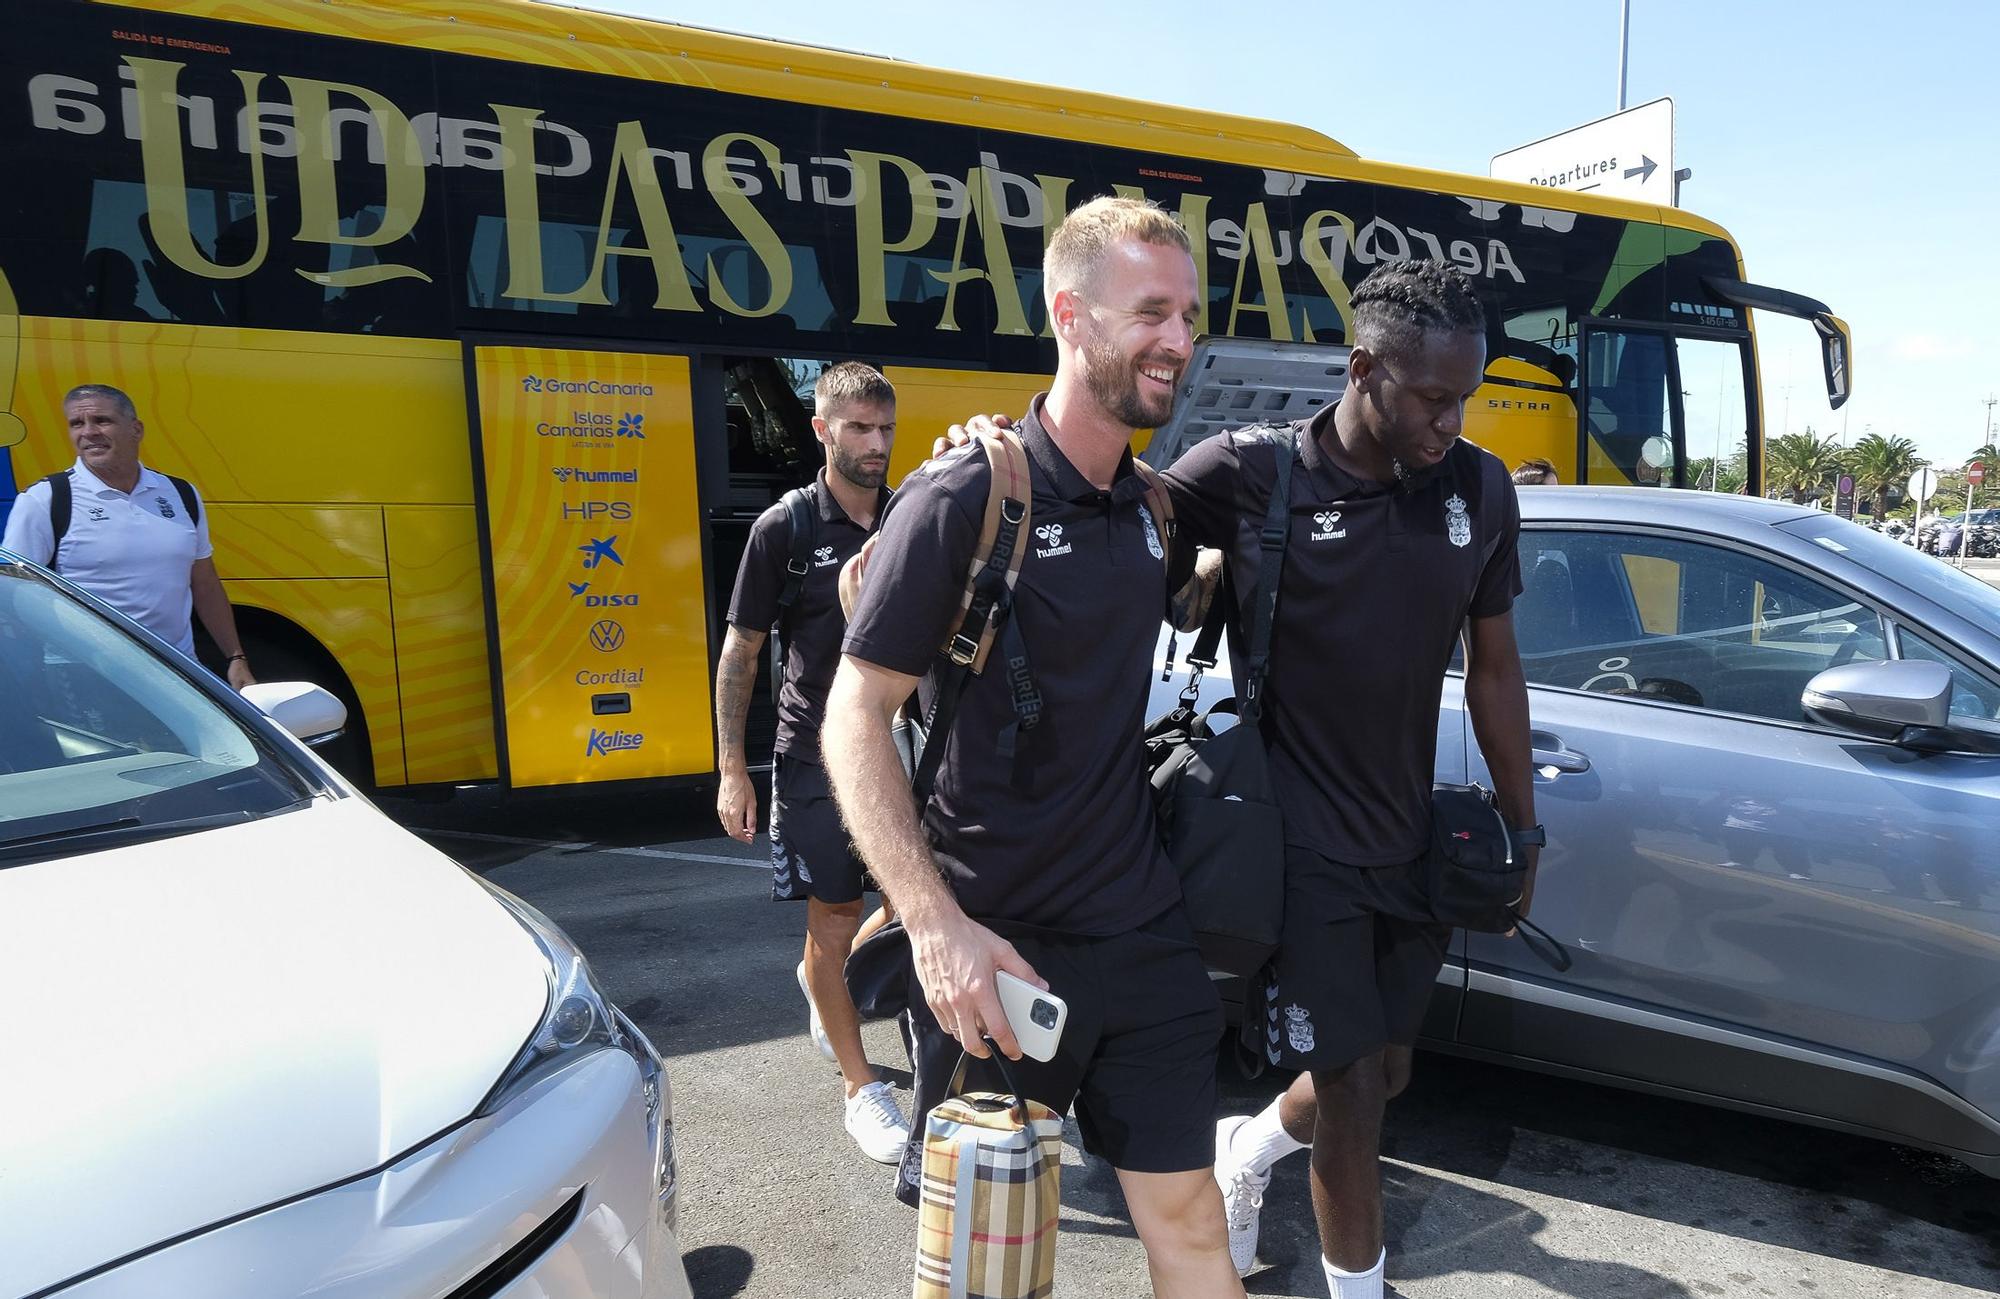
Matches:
[0,807,288,866]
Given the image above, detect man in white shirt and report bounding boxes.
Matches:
[2,384,256,690]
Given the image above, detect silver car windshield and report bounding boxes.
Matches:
[1777,514,2000,634]
[0,565,312,865]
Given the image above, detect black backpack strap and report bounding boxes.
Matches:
[42,470,73,570]
[1240,428,1298,725]
[166,474,200,526]
[776,485,816,619]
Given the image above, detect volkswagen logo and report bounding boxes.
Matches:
[589,619,626,652]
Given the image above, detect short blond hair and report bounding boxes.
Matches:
[814,361,895,419]
[1044,195,1192,301]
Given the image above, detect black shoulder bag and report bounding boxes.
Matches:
[1144,426,1299,977]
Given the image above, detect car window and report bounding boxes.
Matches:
[1516,529,1888,721]
[0,567,312,865]
[1896,627,2000,723]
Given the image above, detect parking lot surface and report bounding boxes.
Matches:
[387,785,2000,1299]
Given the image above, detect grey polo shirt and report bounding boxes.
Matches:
[842,396,1186,935]
[727,470,882,763]
[1163,405,1522,866]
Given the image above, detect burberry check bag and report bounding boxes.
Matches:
[913,1049,1063,1299]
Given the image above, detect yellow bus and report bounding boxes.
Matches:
[0,0,1849,790]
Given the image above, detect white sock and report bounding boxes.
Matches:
[1230,1097,1309,1175]
[1323,1248,1385,1299]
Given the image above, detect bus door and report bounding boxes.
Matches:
[703,354,820,767]
[1576,320,1755,490]
[467,344,713,788]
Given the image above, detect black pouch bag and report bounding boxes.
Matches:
[1145,426,1300,977]
[1425,782,1570,971]
[1424,782,1524,932]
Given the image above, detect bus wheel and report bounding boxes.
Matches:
[240,628,374,791]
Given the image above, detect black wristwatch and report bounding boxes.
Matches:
[1509,823,1547,849]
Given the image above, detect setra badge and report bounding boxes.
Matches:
[1445,492,1472,548]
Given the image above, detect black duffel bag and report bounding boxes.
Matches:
[1145,426,1300,977]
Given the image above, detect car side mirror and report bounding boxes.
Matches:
[241,681,348,746]
[1802,659,1972,751]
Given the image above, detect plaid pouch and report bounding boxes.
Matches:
[913,1050,1063,1299]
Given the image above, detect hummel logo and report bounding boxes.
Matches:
[814,545,838,568]
[1311,509,1347,542]
[1033,523,1071,559]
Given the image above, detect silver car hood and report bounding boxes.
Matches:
[0,798,548,1297]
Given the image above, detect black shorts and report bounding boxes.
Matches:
[769,754,867,905]
[895,905,1225,1205]
[1242,846,1450,1072]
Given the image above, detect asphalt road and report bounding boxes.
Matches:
[384,784,1999,1299]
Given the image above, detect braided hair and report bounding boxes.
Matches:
[1349,259,1488,369]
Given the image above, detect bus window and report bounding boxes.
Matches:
[1676,336,1751,492]
[1583,328,1672,486]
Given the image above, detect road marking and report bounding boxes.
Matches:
[417,827,767,869]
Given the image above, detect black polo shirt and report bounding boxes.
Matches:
[1163,404,1521,866]
[842,396,1187,935]
[727,470,882,763]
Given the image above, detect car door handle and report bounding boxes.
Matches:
[1530,731,1591,774]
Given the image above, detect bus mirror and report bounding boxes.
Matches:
[1814,312,1852,410]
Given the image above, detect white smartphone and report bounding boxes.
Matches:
[994,971,1068,1063]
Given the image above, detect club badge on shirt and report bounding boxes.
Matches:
[1446,493,1471,548]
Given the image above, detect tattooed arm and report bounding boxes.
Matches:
[1168,546,1224,633]
[715,624,767,842]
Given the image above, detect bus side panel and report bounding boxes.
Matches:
[385,505,499,783]
[16,318,474,785]
[880,368,1047,485]
[16,320,468,505]
[207,504,388,580]
[225,576,406,786]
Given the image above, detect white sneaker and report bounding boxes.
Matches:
[844,1081,912,1164]
[1214,1114,1272,1278]
[796,960,836,1062]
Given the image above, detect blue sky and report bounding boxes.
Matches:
[593,0,1999,468]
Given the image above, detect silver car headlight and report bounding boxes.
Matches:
[476,880,628,1115]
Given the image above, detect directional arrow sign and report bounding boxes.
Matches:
[1493,98,1676,204]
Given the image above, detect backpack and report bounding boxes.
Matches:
[767,480,887,688]
[841,427,1177,800]
[41,469,200,572]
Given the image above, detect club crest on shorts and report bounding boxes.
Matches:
[1445,492,1472,548]
[1285,1003,1315,1054]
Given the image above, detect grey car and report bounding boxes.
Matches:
[1155,488,2000,1175]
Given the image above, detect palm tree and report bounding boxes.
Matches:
[1848,433,1926,519]
[1764,429,1844,503]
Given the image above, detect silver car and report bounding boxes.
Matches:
[1156,488,2000,1174]
[0,551,693,1298]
